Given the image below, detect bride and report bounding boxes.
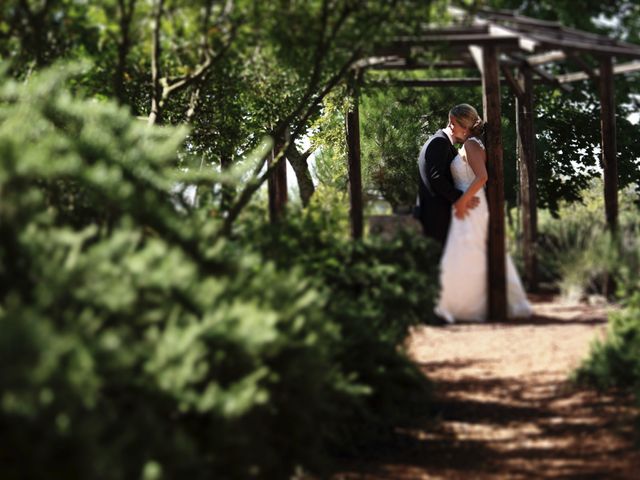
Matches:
[434,104,531,323]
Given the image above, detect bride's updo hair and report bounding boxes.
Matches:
[449,103,485,137]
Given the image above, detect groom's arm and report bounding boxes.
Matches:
[426,138,462,203]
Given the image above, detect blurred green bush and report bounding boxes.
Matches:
[0,66,437,479]
[510,180,640,300]
[237,186,442,447]
[565,185,640,432]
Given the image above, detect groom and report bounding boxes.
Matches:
[416,110,479,246]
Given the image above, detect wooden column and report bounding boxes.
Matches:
[598,56,618,233]
[268,140,288,223]
[346,72,363,239]
[516,66,538,292]
[482,46,507,321]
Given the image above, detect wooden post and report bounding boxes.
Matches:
[346,72,363,239]
[482,46,507,321]
[516,65,538,292]
[598,56,618,233]
[268,140,288,223]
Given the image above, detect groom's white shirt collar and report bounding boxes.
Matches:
[443,126,455,146]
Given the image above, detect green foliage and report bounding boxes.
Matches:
[358,84,483,209]
[534,201,610,298]
[0,66,437,479]
[575,292,640,391]
[574,293,640,436]
[235,185,441,447]
[526,180,640,299]
[310,91,350,191]
[534,179,640,412]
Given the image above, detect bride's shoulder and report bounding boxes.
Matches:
[464,136,485,150]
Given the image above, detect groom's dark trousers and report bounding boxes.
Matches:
[416,129,463,246]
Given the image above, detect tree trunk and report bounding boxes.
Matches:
[114,0,136,108]
[286,143,315,207]
[346,102,363,239]
[219,153,234,212]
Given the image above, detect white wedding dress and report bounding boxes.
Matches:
[435,137,532,323]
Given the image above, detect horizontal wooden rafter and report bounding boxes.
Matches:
[365,77,492,87]
[362,7,640,80]
[558,25,640,51]
[387,34,522,47]
[476,20,640,58]
[368,59,476,70]
[478,9,563,29]
[448,6,640,58]
[557,60,640,83]
[362,59,640,89]
[526,33,640,58]
[526,49,566,65]
[500,23,638,51]
[415,26,489,36]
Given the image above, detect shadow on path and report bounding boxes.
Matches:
[333,373,638,480]
[331,298,639,480]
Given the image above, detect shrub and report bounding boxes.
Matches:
[574,292,640,391]
[527,180,640,299]
[0,66,435,479]
[574,225,640,430]
[236,187,441,449]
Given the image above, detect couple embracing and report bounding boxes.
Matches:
[416,104,531,323]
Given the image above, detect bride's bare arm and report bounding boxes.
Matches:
[453,139,487,218]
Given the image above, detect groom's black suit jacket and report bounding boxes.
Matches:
[417,129,463,246]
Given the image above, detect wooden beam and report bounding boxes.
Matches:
[477,12,640,58]
[558,25,640,52]
[388,34,521,48]
[516,66,538,292]
[510,53,573,93]
[501,64,524,98]
[469,45,484,76]
[416,26,489,36]
[479,9,562,30]
[450,5,640,58]
[599,56,618,233]
[525,32,640,58]
[557,70,594,83]
[482,45,507,322]
[346,73,363,240]
[533,67,573,93]
[365,77,490,87]
[368,59,476,70]
[567,54,598,83]
[526,50,566,66]
[499,55,521,67]
[557,60,640,83]
[613,60,640,74]
[353,55,402,70]
[487,24,538,52]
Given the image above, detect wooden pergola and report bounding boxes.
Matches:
[340,6,640,322]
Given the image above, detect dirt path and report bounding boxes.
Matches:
[334,295,640,479]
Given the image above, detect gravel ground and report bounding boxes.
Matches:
[333,294,640,479]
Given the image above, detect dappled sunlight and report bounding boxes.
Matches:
[331,296,640,479]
